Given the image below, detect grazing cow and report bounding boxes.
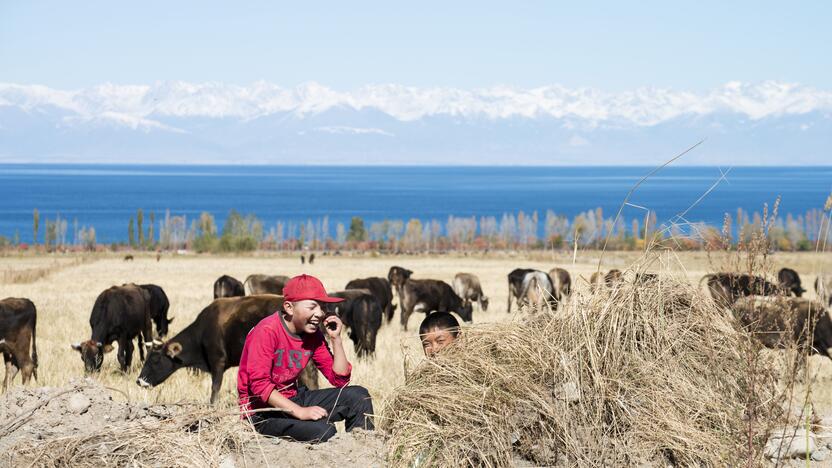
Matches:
[345,277,396,323]
[309,253,316,264]
[213,275,245,299]
[547,268,572,303]
[123,255,134,262]
[400,279,472,331]
[604,269,623,288]
[72,284,153,373]
[453,272,489,312]
[328,289,383,357]
[507,268,535,313]
[777,268,806,297]
[817,274,832,307]
[731,296,832,359]
[137,295,284,404]
[520,271,556,311]
[0,298,38,388]
[137,284,172,338]
[702,273,784,308]
[245,274,290,295]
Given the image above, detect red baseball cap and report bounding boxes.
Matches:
[283,274,344,303]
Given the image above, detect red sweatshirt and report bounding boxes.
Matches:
[237,312,352,414]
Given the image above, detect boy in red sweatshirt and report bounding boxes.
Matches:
[237,274,374,442]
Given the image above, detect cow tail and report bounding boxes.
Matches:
[31,307,38,380]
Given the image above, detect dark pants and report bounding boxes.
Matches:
[250,386,374,443]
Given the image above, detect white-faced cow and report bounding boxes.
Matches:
[400,279,472,331]
[453,272,489,312]
[328,289,383,358]
[817,274,832,307]
[777,268,806,297]
[244,274,290,295]
[731,296,832,359]
[0,298,38,389]
[387,266,413,305]
[345,277,396,323]
[137,295,283,404]
[72,284,153,373]
[214,275,245,299]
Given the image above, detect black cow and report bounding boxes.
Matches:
[0,298,38,388]
[731,296,832,359]
[817,274,832,307]
[213,275,245,299]
[345,277,396,323]
[702,273,784,307]
[400,279,472,331]
[328,289,383,358]
[138,284,172,338]
[547,267,572,303]
[777,268,806,297]
[453,273,489,312]
[245,274,290,295]
[72,284,153,373]
[137,295,284,404]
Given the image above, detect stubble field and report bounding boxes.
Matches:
[2,249,831,413]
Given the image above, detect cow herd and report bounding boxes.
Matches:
[2,265,832,403]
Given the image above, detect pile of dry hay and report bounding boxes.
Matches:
[381,277,784,467]
[8,407,249,467]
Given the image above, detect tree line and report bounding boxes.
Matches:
[9,197,832,254]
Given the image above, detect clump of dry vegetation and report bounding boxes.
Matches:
[381,277,786,466]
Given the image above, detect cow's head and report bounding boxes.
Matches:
[70,340,113,373]
[136,341,184,388]
[456,302,474,323]
[387,266,412,288]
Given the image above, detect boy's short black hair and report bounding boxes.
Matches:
[419,312,461,338]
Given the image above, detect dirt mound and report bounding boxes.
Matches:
[1,379,385,467]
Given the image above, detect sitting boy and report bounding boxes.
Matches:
[238,274,374,443]
[419,312,461,358]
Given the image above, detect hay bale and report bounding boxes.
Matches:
[381,278,782,466]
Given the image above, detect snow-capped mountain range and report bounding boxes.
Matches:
[1,81,830,164]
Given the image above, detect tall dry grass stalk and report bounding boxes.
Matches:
[381,277,786,467]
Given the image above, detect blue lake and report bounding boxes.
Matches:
[1,164,830,244]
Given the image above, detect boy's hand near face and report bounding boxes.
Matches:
[323,315,343,338]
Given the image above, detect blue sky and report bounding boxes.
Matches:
[1,1,830,91]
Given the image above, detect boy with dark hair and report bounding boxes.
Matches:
[419,312,461,358]
[238,274,374,443]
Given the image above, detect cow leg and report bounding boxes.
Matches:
[137,333,146,362]
[3,353,13,390]
[506,285,512,314]
[10,345,34,386]
[400,294,413,331]
[117,338,134,373]
[209,360,227,405]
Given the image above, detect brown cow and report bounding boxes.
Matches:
[0,298,38,388]
[547,267,571,304]
[345,277,396,323]
[137,295,283,404]
[214,275,245,299]
[702,273,785,308]
[400,279,472,331]
[731,296,832,359]
[244,274,290,295]
[72,284,153,373]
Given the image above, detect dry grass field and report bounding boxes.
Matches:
[1,249,831,414]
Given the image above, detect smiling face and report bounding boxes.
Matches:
[284,300,326,334]
[421,327,457,358]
